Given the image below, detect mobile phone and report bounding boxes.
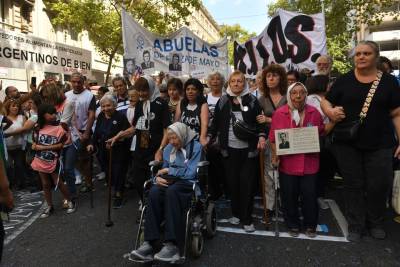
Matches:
[31,76,37,87]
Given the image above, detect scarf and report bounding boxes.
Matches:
[142,75,160,129]
[226,83,250,111]
[167,122,197,163]
[286,82,308,126]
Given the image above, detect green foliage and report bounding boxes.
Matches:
[267,0,398,74]
[43,0,200,82]
[219,24,257,65]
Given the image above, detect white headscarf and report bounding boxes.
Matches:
[226,82,250,111]
[142,75,160,127]
[286,82,308,126]
[167,122,197,162]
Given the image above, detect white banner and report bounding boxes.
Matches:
[0,29,92,75]
[121,9,229,80]
[234,9,327,76]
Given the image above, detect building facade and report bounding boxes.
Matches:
[0,0,124,92]
[187,3,221,43]
[357,1,400,73]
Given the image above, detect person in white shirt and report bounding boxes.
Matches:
[64,72,96,194]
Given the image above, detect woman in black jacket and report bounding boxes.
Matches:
[209,70,266,232]
[87,94,130,208]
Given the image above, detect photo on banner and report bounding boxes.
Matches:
[233,9,327,77]
[121,9,229,81]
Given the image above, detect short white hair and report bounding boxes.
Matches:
[99,93,117,107]
[207,71,225,86]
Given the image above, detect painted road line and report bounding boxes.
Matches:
[217,226,348,242]
[4,191,46,245]
[326,199,348,238]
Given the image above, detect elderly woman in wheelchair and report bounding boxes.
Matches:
[130,122,216,263]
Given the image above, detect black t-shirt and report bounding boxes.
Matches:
[180,101,201,135]
[132,97,171,154]
[326,70,400,149]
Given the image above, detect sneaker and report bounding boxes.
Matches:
[113,197,123,209]
[62,199,68,209]
[96,172,106,181]
[288,228,300,237]
[66,201,76,214]
[243,223,255,233]
[40,206,54,218]
[75,175,82,185]
[154,242,180,262]
[369,227,386,240]
[305,228,317,238]
[130,241,153,261]
[228,217,240,225]
[317,197,329,210]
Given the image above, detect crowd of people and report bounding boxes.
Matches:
[0,40,399,262]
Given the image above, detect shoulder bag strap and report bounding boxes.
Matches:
[359,71,383,122]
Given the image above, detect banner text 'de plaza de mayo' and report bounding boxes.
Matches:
[0,29,92,75]
[234,9,328,76]
[122,9,228,79]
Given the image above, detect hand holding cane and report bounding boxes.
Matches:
[105,146,114,227]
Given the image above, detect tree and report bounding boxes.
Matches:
[219,24,257,66]
[267,0,398,73]
[43,0,200,83]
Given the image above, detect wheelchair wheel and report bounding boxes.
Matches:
[205,202,217,238]
[191,234,204,258]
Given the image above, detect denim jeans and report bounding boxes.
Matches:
[62,140,81,198]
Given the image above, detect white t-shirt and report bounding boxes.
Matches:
[65,89,95,141]
[5,115,25,150]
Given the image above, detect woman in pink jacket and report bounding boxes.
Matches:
[269,82,326,238]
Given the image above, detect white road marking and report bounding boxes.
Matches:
[217,226,348,242]
[4,201,46,245]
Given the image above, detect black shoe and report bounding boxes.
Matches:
[113,197,123,209]
[288,228,300,237]
[80,184,94,193]
[369,227,386,240]
[347,231,362,242]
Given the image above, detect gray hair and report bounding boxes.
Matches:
[71,72,84,82]
[316,55,333,65]
[357,40,380,56]
[207,71,225,87]
[99,93,117,107]
[112,76,127,86]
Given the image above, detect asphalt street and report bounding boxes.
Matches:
[2,179,400,267]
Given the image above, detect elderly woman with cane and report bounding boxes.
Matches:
[130,122,202,262]
[269,82,325,238]
[87,94,130,209]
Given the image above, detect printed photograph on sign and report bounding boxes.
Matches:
[275,126,320,156]
[140,48,154,70]
[278,132,290,150]
[123,58,136,75]
[169,53,182,72]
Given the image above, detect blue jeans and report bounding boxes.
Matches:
[62,140,82,198]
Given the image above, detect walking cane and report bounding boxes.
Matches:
[105,147,114,227]
[90,154,94,209]
[272,166,279,237]
[259,150,269,228]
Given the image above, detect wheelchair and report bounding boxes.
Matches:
[129,160,217,264]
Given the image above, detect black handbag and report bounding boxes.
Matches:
[332,71,382,142]
[231,111,258,141]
